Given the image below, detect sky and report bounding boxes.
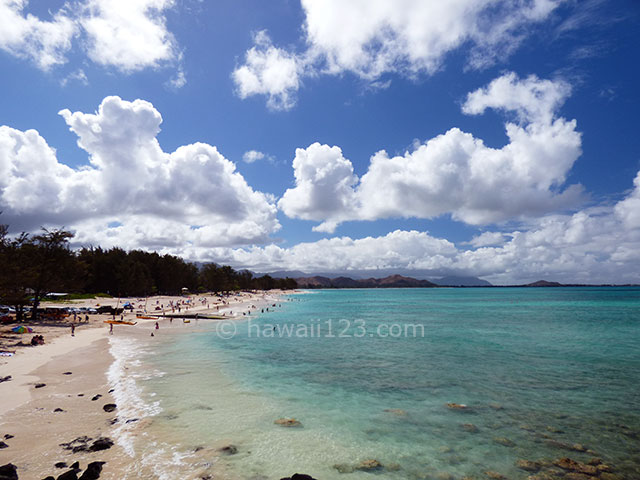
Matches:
[1,0,639,284]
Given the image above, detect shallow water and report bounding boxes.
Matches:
[116,288,640,479]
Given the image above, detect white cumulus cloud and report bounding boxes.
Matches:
[0,96,279,249]
[232,30,303,111]
[278,73,583,232]
[198,175,640,284]
[0,0,77,70]
[0,0,181,76]
[80,0,178,72]
[234,0,562,108]
[242,150,266,163]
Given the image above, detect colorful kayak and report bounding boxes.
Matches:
[104,320,137,325]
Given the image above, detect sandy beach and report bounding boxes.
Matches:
[0,290,294,479]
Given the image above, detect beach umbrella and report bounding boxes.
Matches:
[11,326,33,333]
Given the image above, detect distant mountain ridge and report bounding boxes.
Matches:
[295,274,438,289]
[524,280,563,287]
[433,276,492,287]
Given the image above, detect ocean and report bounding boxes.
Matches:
[107,288,640,479]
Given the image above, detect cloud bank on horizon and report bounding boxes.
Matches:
[1,0,639,284]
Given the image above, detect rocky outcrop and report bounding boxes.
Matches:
[89,438,113,452]
[218,445,238,455]
[274,418,302,427]
[78,461,105,480]
[59,437,113,453]
[516,460,541,472]
[446,403,469,410]
[0,463,18,480]
[462,423,479,433]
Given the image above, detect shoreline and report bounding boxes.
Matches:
[0,290,297,479]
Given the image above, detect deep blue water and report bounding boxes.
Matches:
[141,288,640,479]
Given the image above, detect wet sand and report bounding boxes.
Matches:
[0,290,296,479]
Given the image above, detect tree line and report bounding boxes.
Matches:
[0,226,297,321]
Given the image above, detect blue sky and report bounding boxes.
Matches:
[1,0,639,283]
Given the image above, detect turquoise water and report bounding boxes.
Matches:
[135,288,640,479]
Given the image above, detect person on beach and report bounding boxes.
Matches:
[110,323,113,335]
[71,324,75,337]
[155,322,159,330]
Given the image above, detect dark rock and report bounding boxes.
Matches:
[78,461,105,480]
[63,372,72,375]
[357,459,383,471]
[54,408,65,413]
[3,435,13,440]
[462,423,479,433]
[43,477,55,480]
[516,460,541,472]
[446,402,469,410]
[77,394,84,397]
[70,463,79,470]
[493,437,515,447]
[552,458,598,475]
[125,418,138,424]
[553,458,580,471]
[219,444,238,455]
[89,437,113,452]
[60,437,91,453]
[108,418,118,425]
[102,404,116,412]
[280,475,318,480]
[55,462,68,469]
[274,418,301,427]
[0,442,7,449]
[0,376,11,383]
[91,395,102,401]
[485,471,507,480]
[35,383,46,388]
[57,469,79,480]
[193,446,204,452]
[108,389,114,393]
[0,463,18,480]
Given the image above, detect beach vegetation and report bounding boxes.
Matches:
[0,223,297,320]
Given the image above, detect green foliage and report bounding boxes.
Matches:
[0,222,297,319]
[0,226,78,321]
